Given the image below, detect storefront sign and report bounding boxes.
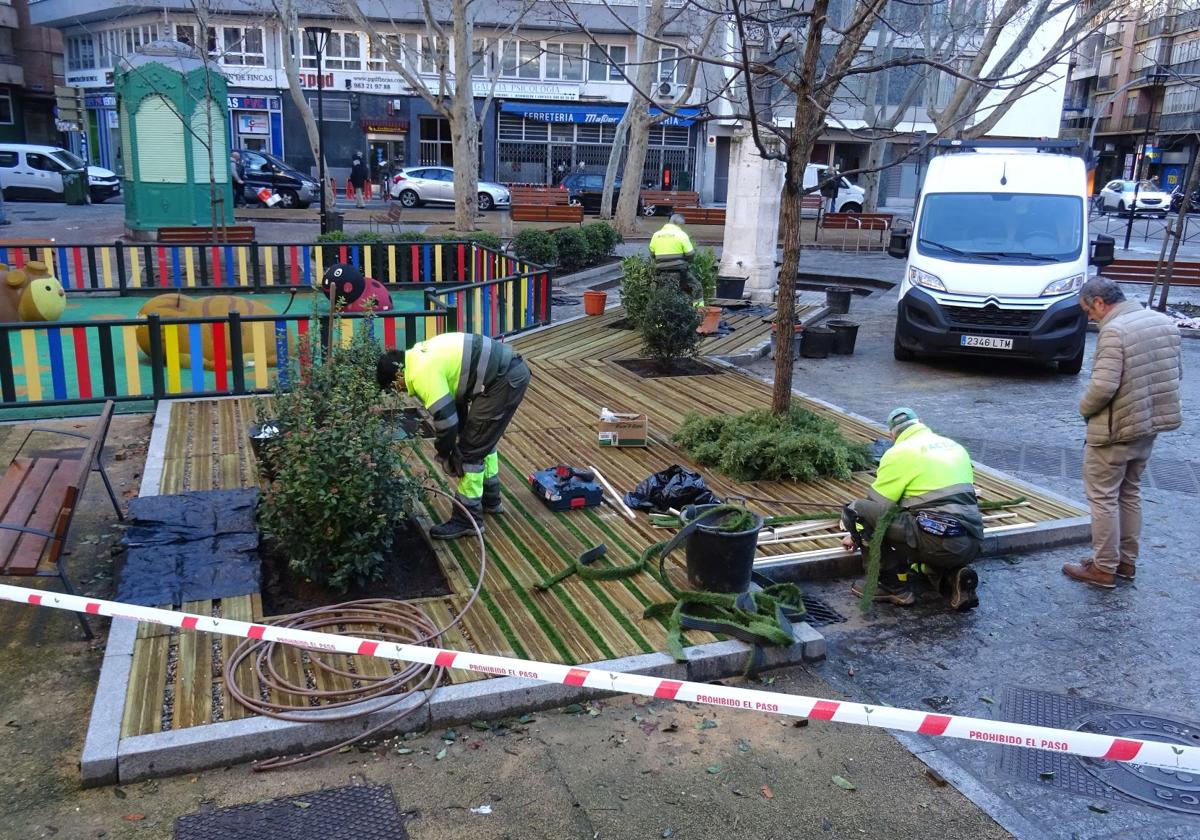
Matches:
[361,119,409,134]
[237,113,270,135]
[85,94,117,109]
[65,71,106,88]
[500,102,700,126]
[223,67,283,88]
[340,73,409,94]
[228,96,281,111]
[486,81,580,101]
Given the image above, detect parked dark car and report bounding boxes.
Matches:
[559,173,642,215]
[1170,185,1200,213]
[237,149,320,209]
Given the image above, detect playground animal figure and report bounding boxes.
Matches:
[135,293,289,370]
[321,262,393,313]
[0,261,66,323]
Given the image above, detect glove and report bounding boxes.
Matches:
[437,451,464,478]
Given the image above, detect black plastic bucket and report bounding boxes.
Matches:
[800,325,835,358]
[825,285,853,315]
[680,505,765,593]
[715,276,747,300]
[826,319,860,355]
[770,323,804,360]
[247,422,281,480]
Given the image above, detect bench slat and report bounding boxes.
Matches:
[10,459,77,574]
[0,457,59,570]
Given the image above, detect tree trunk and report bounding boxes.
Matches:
[1156,153,1200,310]
[450,0,479,232]
[600,114,629,219]
[614,0,667,235]
[278,0,331,209]
[772,143,809,414]
[860,136,888,213]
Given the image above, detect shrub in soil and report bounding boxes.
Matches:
[583,221,623,260]
[554,227,593,273]
[620,254,656,329]
[257,312,419,592]
[692,248,719,304]
[511,228,558,266]
[640,282,702,362]
[674,407,873,482]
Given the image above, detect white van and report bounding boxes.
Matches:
[887,140,1114,374]
[804,163,865,214]
[0,144,121,203]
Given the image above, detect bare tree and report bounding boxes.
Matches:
[273,0,335,210]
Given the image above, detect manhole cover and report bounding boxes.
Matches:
[174,784,409,839]
[997,687,1200,812]
[799,593,846,627]
[1075,710,1200,815]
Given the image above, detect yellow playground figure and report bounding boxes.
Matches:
[135,292,286,370]
[0,261,67,322]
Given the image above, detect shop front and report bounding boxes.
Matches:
[83,92,121,173]
[228,94,284,157]
[496,102,700,189]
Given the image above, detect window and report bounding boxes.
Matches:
[27,153,64,173]
[588,44,626,81]
[303,31,362,70]
[368,34,403,71]
[306,97,352,122]
[916,193,1083,264]
[221,27,266,66]
[1125,94,1140,116]
[66,35,97,72]
[420,36,448,74]
[0,151,16,167]
[658,46,678,83]
[0,93,12,125]
[97,25,158,64]
[471,38,493,78]
[545,43,584,81]
[501,41,541,79]
[175,25,195,47]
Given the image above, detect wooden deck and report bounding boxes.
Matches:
[122,305,1086,737]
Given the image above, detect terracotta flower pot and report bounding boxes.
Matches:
[697,305,722,334]
[583,289,608,316]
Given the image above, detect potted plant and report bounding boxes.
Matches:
[692,248,722,334]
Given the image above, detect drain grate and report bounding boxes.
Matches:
[799,593,846,627]
[997,687,1200,814]
[175,785,409,840]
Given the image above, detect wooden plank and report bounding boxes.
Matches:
[19,459,79,574]
[173,600,213,729]
[0,457,58,571]
[122,633,169,737]
[220,594,258,722]
[0,457,35,520]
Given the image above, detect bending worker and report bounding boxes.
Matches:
[377,333,531,540]
[649,213,702,305]
[841,408,983,610]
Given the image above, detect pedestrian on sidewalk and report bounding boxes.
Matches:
[230,151,246,207]
[1064,277,1182,589]
[350,155,369,208]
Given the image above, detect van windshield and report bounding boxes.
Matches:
[917,192,1083,264]
[51,150,86,170]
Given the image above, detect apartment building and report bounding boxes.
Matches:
[0,0,64,145]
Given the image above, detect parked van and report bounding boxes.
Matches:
[0,144,121,203]
[236,149,320,209]
[886,140,1114,375]
[804,163,865,214]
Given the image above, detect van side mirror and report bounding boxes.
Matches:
[1090,234,1115,267]
[887,229,911,259]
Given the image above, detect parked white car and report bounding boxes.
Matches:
[803,163,866,215]
[1097,179,1171,217]
[0,144,120,203]
[389,166,511,211]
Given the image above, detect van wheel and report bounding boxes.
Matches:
[841,202,862,214]
[893,331,916,361]
[1058,344,1084,375]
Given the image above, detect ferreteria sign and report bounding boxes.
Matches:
[500,102,701,127]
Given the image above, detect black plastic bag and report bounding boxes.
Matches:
[624,465,721,512]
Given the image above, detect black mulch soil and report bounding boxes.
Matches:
[261,523,452,616]
[614,357,724,378]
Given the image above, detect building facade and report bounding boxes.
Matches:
[0,0,65,145]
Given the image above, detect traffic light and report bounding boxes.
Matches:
[54,85,85,131]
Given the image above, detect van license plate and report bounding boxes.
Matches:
[960,335,1013,350]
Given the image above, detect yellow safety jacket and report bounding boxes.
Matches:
[405,332,513,456]
[868,422,984,538]
[649,223,695,261]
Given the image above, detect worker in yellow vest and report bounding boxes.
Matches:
[649,214,703,306]
[841,408,984,610]
[377,333,531,539]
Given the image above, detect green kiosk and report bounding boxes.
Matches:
[115,40,234,239]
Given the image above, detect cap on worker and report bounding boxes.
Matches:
[887,406,919,433]
[376,349,405,391]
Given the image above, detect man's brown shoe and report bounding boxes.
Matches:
[1115,562,1135,580]
[1062,560,1116,589]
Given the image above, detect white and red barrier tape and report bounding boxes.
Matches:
[3,582,1197,773]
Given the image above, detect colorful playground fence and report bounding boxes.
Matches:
[0,266,552,410]
[0,239,541,294]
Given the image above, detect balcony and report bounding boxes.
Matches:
[1103,32,1121,50]
[0,54,23,87]
[1160,111,1200,133]
[1097,74,1117,92]
[1131,111,1161,132]
[1072,60,1100,80]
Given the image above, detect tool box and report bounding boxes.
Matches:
[529,466,604,511]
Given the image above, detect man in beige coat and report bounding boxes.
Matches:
[1063,277,1182,589]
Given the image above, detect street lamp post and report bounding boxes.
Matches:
[308,26,332,235]
[1123,68,1168,250]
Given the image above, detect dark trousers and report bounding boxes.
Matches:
[454,356,531,499]
[845,498,981,576]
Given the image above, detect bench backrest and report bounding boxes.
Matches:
[510,187,570,206]
[158,226,256,244]
[640,190,700,206]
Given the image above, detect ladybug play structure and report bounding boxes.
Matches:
[321,263,393,313]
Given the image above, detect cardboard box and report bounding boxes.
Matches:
[598,412,649,447]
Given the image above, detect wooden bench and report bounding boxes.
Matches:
[1100,258,1200,287]
[369,203,405,233]
[157,225,257,245]
[640,190,700,216]
[0,401,123,639]
[677,206,726,226]
[818,212,893,247]
[510,187,584,223]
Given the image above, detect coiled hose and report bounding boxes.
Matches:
[224,485,486,770]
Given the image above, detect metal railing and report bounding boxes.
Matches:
[0,241,552,410]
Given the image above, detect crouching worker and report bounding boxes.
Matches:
[842,408,984,610]
[377,333,531,539]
